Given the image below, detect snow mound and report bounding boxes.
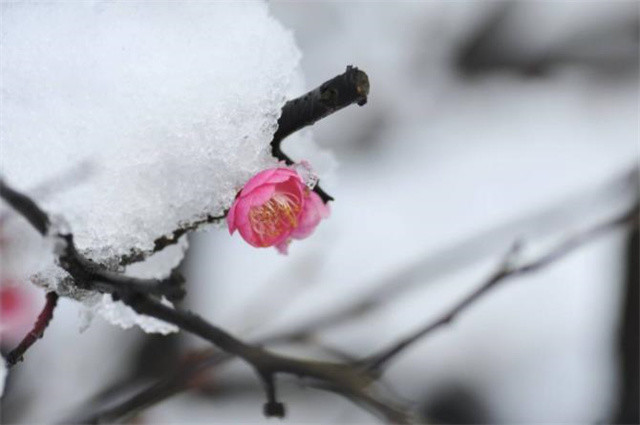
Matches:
[1,2,306,332]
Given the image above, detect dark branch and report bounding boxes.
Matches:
[119,212,227,266]
[5,292,59,366]
[364,202,640,372]
[57,234,185,302]
[271,65,370,203]
[119,292,373,391]
[272,65,369,145]
[0,178,51,236]
[614,224,639,423]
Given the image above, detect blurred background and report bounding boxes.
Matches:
[1,1,638,423]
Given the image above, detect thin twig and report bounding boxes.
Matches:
[0,179,51,236]
[5,292,59,366]
[120,213,227,266]
[364,202,640,372]
[273,166,639,341]
[271,65,370,203]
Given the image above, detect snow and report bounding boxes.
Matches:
[0,3,309,331]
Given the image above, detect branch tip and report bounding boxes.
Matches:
[271,65,370,204]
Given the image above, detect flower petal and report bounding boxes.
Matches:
[240,168,300,197]
[275,239,291,255]
[237,219,261,247]
[290,191,330,240]
[227,200,238,234]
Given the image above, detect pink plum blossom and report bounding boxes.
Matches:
[227,167,330,254]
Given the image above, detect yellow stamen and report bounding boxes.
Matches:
[248,192,301,245]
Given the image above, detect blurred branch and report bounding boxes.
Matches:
[271,166,639,340]
[365,202,639,372]
[0,161,92,226]
[5,292,59,367]
[271,65,370,203]
[456,2,639,77]
[118,293,407,421]
[614,224,639,423]
[0,179,51,236]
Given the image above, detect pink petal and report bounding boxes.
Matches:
[237,220,261,247]
[233,184,276,232]
[245,184,277,207]
[274,180,305,207]
[290,191,330,240]
[275,239,291,255]
[227,201,238,234]
[312,191,331,219]
[240,168,301,198]
[227,184,276,234]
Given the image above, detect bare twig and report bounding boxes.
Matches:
[364,202,640,372]
[117,292,386,414]
[5,292,59,366]
[0,179,51,236]
[274,166,639,340]
[120,213,227,266]
[271,65,370,203]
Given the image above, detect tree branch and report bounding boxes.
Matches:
[364,202,640,372]
[5,292,59,366]
[273,166,639,340]
[56,233,186,302]
[117,292,387,415]
[0,179,51,236]
[119,213,227,266]
[271,65,370,203]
